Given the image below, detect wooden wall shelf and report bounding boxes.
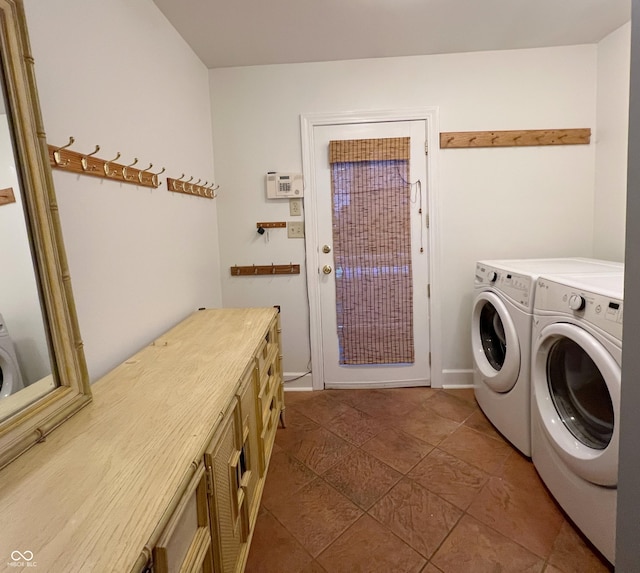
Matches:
[439,128,591,149]
[230,264,300,276]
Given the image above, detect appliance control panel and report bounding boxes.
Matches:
[475,263,533,309]
[535,278,623,339]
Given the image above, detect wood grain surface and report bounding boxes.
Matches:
[0,307,278,573]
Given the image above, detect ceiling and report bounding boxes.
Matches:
[152,0,631,69]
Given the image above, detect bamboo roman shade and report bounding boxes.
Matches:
[329,137,414,365]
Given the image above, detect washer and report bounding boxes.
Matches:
[0,313,25,399]
[472,258,623,456]
[531,272,623,564]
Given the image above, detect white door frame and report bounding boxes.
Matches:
[300,108,443,390]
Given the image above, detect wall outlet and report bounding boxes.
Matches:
[288,221,305,238]
[289,198,302,216]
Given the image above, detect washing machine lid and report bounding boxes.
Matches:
[478,258,623,276]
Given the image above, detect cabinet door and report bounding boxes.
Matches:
[153,464,215,573]
[205,403,248,573]
[236,365,261,529]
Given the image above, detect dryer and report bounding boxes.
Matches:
[472,258,623,456]
[531,272,623,564]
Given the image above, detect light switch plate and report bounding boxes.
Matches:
[288,221,305,238]
[289,198,302,216]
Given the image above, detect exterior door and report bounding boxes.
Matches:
[313,120,430,388]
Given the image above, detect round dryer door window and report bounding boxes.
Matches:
[532,322,620,486]
[479,304,507,370]
[547,338,614,450]
[471,292,520,393]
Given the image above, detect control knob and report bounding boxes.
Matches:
[488,271,498,283]
[568,294,586,311]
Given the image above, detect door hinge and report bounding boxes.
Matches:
[428,352,431,366]
[425,141,428,155]
[427,284,431,298]
[425,213,429,228]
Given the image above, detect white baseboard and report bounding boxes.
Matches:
[325,379,430,390]
[283,372,314,391]
[441,369,474,389]
[283,370,474,391]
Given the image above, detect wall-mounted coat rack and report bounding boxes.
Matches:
[230,264,300,276]
[0,187,15,207]
[48,137,165,188]
[439,128,591,149]
[167,175,218,199]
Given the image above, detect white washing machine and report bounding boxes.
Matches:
[0,314,25,399]
[472,258,623,457]
[531,272,623,564]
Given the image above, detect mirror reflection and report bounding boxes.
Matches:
[0,79,55,422]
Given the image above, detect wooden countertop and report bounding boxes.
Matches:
[0,307,278,573]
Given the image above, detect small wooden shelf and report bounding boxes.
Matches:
[439,128,591,149]
[256,222,286,229]
[230,264,300,276]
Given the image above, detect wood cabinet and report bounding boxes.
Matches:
[0,308,284,573]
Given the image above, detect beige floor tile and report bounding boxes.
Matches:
[328,406,385,446]
[421,391,477,423]
[361,426,434,474]
[317,514,426,573]
[547,521,614,573]
[408,448,489,510]
[245,508,314,573]
[290,392,355,425]
[369,478,463,558]
[322,449,402,509]
[394,407,461,446]
[467,475,564,558]
[283,426,356,474]
[267,478,363,557]
[261,449,318,510]
[443,387,477,405]
[463,409,504,441]
[438,425,512,474]
[431,514,544,573]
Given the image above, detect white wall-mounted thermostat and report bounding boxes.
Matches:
[266,172,303,199]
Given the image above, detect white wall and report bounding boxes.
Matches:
[23,0,222,381]
[0,116,50,384]
[594,22,631,262]
[210,45,598,385]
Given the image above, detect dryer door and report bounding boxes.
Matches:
[532,322,620,486]
[471,291,520,392]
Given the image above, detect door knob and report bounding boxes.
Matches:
[322,265,332,274]
[322,245,332,253]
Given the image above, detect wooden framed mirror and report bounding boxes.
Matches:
[0,0,91,469]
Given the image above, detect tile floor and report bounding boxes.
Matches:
[245,387,614,573]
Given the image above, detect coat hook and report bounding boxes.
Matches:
[137,163,153,184]
[103,151,121,177]
[150,166,165,188]
[185,176,194,194]
[122,158,139,181]
[172,173,185,192]
[80,144,100,171]
[53,136,75,166]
